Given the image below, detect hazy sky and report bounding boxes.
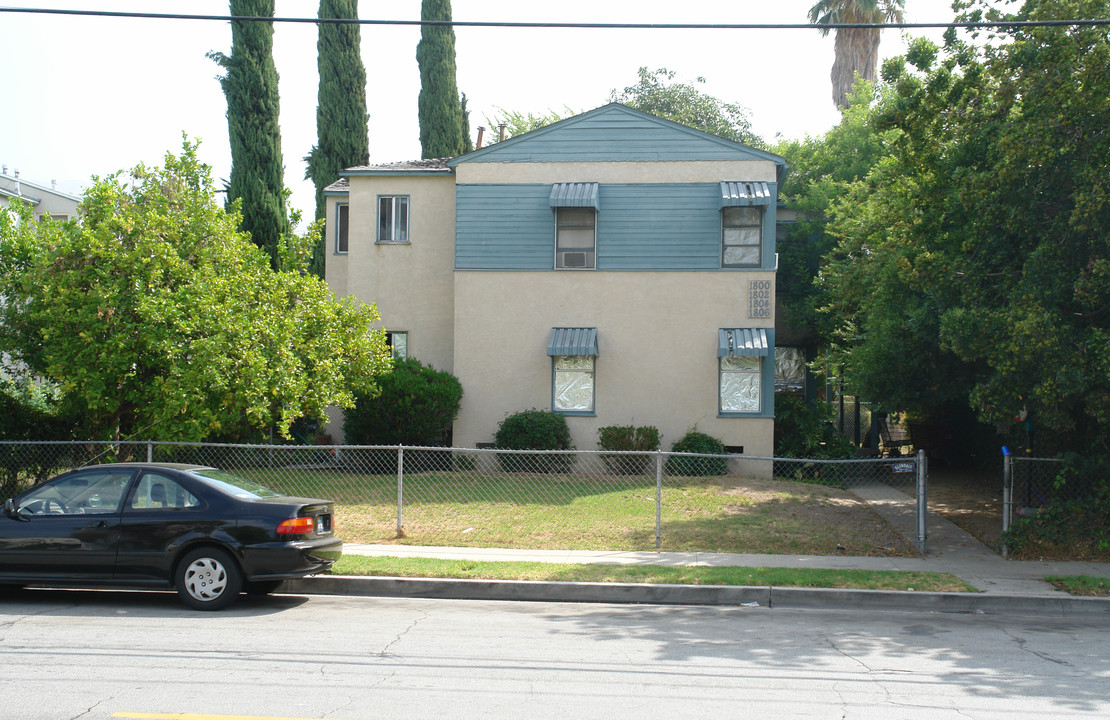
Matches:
[0,0,956,223]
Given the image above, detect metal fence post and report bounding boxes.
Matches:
[1001,450,1012,559]
[655,451,663,549]
[396,445,404,537]
[916,449,928,555]
[146,441,153,463]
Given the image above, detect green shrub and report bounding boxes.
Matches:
[597,425,660,475]
[665,430,728,477]
[773,393,855,460]
[1003,454,1110,558]
[343,358,463,446]
[494,409,572,473]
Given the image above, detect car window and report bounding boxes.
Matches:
[187,469,284,499]
[129,473,201,510]
[17,470,133,516]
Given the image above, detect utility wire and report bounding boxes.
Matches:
[1,6,1109,30]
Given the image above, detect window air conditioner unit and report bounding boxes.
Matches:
[559,252,587,268]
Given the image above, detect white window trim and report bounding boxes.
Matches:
[377,195,410,244]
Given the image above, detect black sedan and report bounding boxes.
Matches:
[0,463,342,610]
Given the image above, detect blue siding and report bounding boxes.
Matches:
[455,183,778,271]
[455,185,554,270]
[453,104,783,165]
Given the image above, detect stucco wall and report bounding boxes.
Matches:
[327,174,456,375]
[452,271,775,458]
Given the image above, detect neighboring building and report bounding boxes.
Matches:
[0,165,81,222]
[325,104,788,466]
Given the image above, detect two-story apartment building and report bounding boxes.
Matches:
[325,104,787,461]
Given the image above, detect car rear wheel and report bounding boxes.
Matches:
[175,547,242,611]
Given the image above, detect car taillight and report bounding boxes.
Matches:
[277,517,315,535]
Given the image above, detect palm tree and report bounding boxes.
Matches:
[809,0,905,109]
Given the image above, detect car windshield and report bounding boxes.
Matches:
[187,469,284,499]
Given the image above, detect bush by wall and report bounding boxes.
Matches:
[494,409,572,473]
[342,358,463,474]
[343,358,463,446]
[773,394,856,460]
[597,425,660,475]
[665,430,727,477]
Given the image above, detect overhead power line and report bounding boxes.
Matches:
[1,6,1109,30]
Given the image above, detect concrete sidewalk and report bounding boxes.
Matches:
[288,534,1110,616]
[286,482,1110,615]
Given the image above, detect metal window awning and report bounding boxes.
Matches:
[718,328,770,357]
[720,181,773,207]
[548,327,599,356]
[550,182,600,209]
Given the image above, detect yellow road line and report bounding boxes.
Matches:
[112,714,346,720]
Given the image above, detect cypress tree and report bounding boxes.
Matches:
[459,92,474,154]
[417,0,466,158]
[209,0,291,269]
[306,0,369,277]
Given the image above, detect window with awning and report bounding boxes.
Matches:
[718,328,770,414]
[548,327,598,414]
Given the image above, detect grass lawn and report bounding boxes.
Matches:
[236,467,917,557]
[331,555,976,592]
[1044,575,1110,596]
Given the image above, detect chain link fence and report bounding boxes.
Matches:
[1002,454,1109,560]
[0,441,927,556]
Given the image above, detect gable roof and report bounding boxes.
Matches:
[448,103,787,170]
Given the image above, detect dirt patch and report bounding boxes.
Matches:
[717,477,918,557]
[928,467,1004,553]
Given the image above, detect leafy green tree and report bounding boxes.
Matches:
[487,68,760,147]
[610,67,761,146]
[773,79,897,342]
[809,0,905,109]
[0,142,391,443]
[209,0,292,269]
[417,0,466,158]
[459,92,474,153]
[480,107,577,145]
[820,0,1110,454]
[305,0,370,278]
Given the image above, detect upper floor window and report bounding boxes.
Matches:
[555,208,596,269]
[335,203,349,253]
[722,206,763,268]
[550,182,599,270]
[378,195,409,243]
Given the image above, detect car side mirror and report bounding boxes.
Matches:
[4,498,27,521]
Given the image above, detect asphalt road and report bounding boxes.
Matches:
[2,588,1108,720]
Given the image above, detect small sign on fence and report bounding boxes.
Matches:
[892,462,915,474]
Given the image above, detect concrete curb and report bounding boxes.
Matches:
[283,576,1110,617]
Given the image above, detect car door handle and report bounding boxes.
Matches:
[85,521,110,529]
